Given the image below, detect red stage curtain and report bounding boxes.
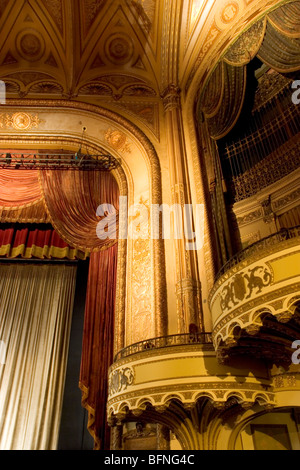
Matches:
[79,244,118,450]
[0,226,88,260]
[39,167,120,449]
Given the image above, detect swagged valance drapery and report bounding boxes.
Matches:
[197,1,300,269]
[0,153,120,450]
[0,159,119,253]
[199,1,300,141]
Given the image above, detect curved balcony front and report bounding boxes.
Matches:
[209,226,300,364]
[107,333,275,425]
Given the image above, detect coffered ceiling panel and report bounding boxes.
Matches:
[0,0,69,96]
[0,0,162,100]
[0,0,290,105]
[74,2,159,96]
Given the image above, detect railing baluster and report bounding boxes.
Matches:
[113,331,213,362]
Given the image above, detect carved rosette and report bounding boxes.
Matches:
[16,29,45,62]
[104,33,134,65]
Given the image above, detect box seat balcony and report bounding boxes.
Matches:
[107,333,275,425]
[209,226,300,365]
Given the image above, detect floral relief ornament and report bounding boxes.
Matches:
[108,367,134,396]
[220,264,273,312]
[221,3,239,23]
[0,112,41,130]
[105,128,132,153]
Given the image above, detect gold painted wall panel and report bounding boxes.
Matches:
[129,352,270,386]
[270,251,300,284]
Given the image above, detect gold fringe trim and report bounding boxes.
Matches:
[79,381,102,450]
[0,243,89,260]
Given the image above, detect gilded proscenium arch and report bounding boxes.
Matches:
[0,132,129,356]
[0,99,168,355]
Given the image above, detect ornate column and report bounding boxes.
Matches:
[162,85,203,333]
[110,425,123,450]
[156,425,170,450]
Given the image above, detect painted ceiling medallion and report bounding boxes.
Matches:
[104,33,134,65]
[16,29,45,62]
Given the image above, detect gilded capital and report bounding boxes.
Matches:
[161,84,181,112]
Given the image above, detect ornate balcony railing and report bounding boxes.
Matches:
[108,335,276,424]
[230,136,300,201]
[215,225,300,282]
[114,332,213,362]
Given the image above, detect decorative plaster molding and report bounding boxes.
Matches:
[161,84,181,112]
[107,346,276,423]
[0,112,42,130]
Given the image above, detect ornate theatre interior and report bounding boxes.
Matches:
[0,0,300,451]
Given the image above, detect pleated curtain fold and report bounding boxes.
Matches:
[39,169,119,252]
[79,245,118,450]
[278,206,300,229]
[201,61,247,141]
[199,1,300,143]
[0,263,77,450]
[0,225,89,260]
[258,1,300,73]
[0,167,41,208]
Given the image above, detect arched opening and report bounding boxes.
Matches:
[0,141,121,450]
[195,1,300,275]
[233,408,300,450]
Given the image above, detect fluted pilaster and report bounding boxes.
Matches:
[162,85,203,333]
